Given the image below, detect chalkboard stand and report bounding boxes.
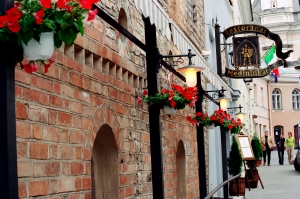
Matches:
[244,160,264,191]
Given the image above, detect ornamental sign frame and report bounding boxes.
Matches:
[222,24,294,78]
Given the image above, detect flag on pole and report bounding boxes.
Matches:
[299,76,300,87]
[263,45,276,65]
[271,68,280,83]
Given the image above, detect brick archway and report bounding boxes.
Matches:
[87,104,122,150]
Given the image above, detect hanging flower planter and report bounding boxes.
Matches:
[186,109,245,134]
[22,32,54,61]
[162,106,176,115]
[0,0,100,73]
[137,84,198,113]
[206,124,215,129]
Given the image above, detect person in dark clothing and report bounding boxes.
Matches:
[276,133,285,165]
[260,131,274,166]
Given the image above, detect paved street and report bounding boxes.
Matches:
[245,149,300,199]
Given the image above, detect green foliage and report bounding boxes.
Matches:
[251,133,263,160]
[227,135,243,176]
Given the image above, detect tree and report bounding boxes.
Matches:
[227,135,243,176]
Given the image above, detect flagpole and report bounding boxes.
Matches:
[260,43,275,62]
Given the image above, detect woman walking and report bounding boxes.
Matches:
[286,132,295,165]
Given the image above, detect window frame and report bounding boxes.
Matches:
[292,89,300,110]
[272,88,281,109]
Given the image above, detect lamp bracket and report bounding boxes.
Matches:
[220,43,232,53]
[227,104,243,115]
[160,49,196,66]
[203,86,226,98]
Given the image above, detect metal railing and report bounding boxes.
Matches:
[203,174,241,199]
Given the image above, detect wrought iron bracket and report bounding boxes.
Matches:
[159,49,196,67]
[227,104,243,115]
[203,86,227,99]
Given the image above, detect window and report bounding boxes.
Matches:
[272,89,281,109]
[292,89,300,109]
[271,1,277,8]
[254,84,257,102]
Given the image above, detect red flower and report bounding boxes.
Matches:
[44,60,53,73]
[35,9,45,25]
[143,89,148,96]
[137,96,142,104]
[40,0,52,9]
[210,115,217,121]
[195,112,202,117]
[82,0,99,10]
[0,16,8,28]
[24,62,38,73]
[161,89,169,94]
[6,7,21,23]
[170,100,176,107]
[87,9,98,21]
[186,116,192,121]
[228,124,233,130]
[57,0,67,9]
[7,22,20,33]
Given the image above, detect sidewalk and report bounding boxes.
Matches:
[244,149,300,199]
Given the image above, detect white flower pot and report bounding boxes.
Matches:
[22,32,54,61]
[163,106,176,115]
[206,124,215,129]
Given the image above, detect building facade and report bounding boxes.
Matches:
[15,0,240,199]
[252,0,300,144]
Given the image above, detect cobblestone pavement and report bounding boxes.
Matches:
[244,149,300,199]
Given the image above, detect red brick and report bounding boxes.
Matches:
[75,178,82,191]
[15,85,23,99]
[70,101,83,113]
[115,103,124,114]
[62,162,70,175]
[99,45,107,58]
[70,130,84,144]
[49,95,63,108]
[60,145,73,159]
[23,88,40,103]
[74,147,81,160]
[45,63,60,79]
[18,160,32,177]
[84,193,91,199]
[60,67,69,82]
[109,87,118,99]
[45,162,60,176]
[48,110,57,125]
[53,83,60,94]
[18,182,27,198]
[70,72,83,88]
[43,126,60,142]
[82,117,90,130]
[82,177,91,190]
[16,121,30,138]
[70,194,82,199]
[59,178,74,193]
[30,143,48,159]
[72,115,82,129]
[112,52,121,66]
[27,105,48,123]
[49,144,59,159]
[57,111,72,127]
[17,142,28,158]
[83,148,91,160]
[41,93,49,105]
[64,56,76,70]
[85,162,91,175]
[15,68,30,84]
[71,162,84,175]
[29,180,48,196]
[48,179,58,194]
[56,52,64,65]
[60,84,74,98]
[125,186,134,197]
[16,101,27,119]
[83,76,91,90]
[33,162,44,177]
[61,129,69,142]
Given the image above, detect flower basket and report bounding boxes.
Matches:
[205,124,215,129]
[22,32,54,61]
[0,0,100,73]
[163,106,176,115]
[186,109,244,133]
[138,84,198,111]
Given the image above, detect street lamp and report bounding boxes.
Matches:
[227,104,246,123]
[161,49,206,87]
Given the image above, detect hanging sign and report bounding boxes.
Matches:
[222,24,294,78]
[233,36,260,68]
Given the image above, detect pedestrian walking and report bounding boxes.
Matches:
[276,133,285,165]
[260,131,274,166]
[286,132,295,164]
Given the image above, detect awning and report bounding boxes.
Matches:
[132,0,234,97]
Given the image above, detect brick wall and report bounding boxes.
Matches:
[16,1,205,198]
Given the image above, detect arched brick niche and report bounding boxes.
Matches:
[176,140,186,199]
[91,124,118,199]
[118,8,128,42]
[90,105,121,199]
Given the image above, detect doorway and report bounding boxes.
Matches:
[274,125,283,143]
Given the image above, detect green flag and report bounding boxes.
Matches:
[263,45,275,64]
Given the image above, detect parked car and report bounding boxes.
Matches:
[294,150,300,171]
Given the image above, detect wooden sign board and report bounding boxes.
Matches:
[237,135,255,161]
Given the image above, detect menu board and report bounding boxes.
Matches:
[237,135,255,160]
